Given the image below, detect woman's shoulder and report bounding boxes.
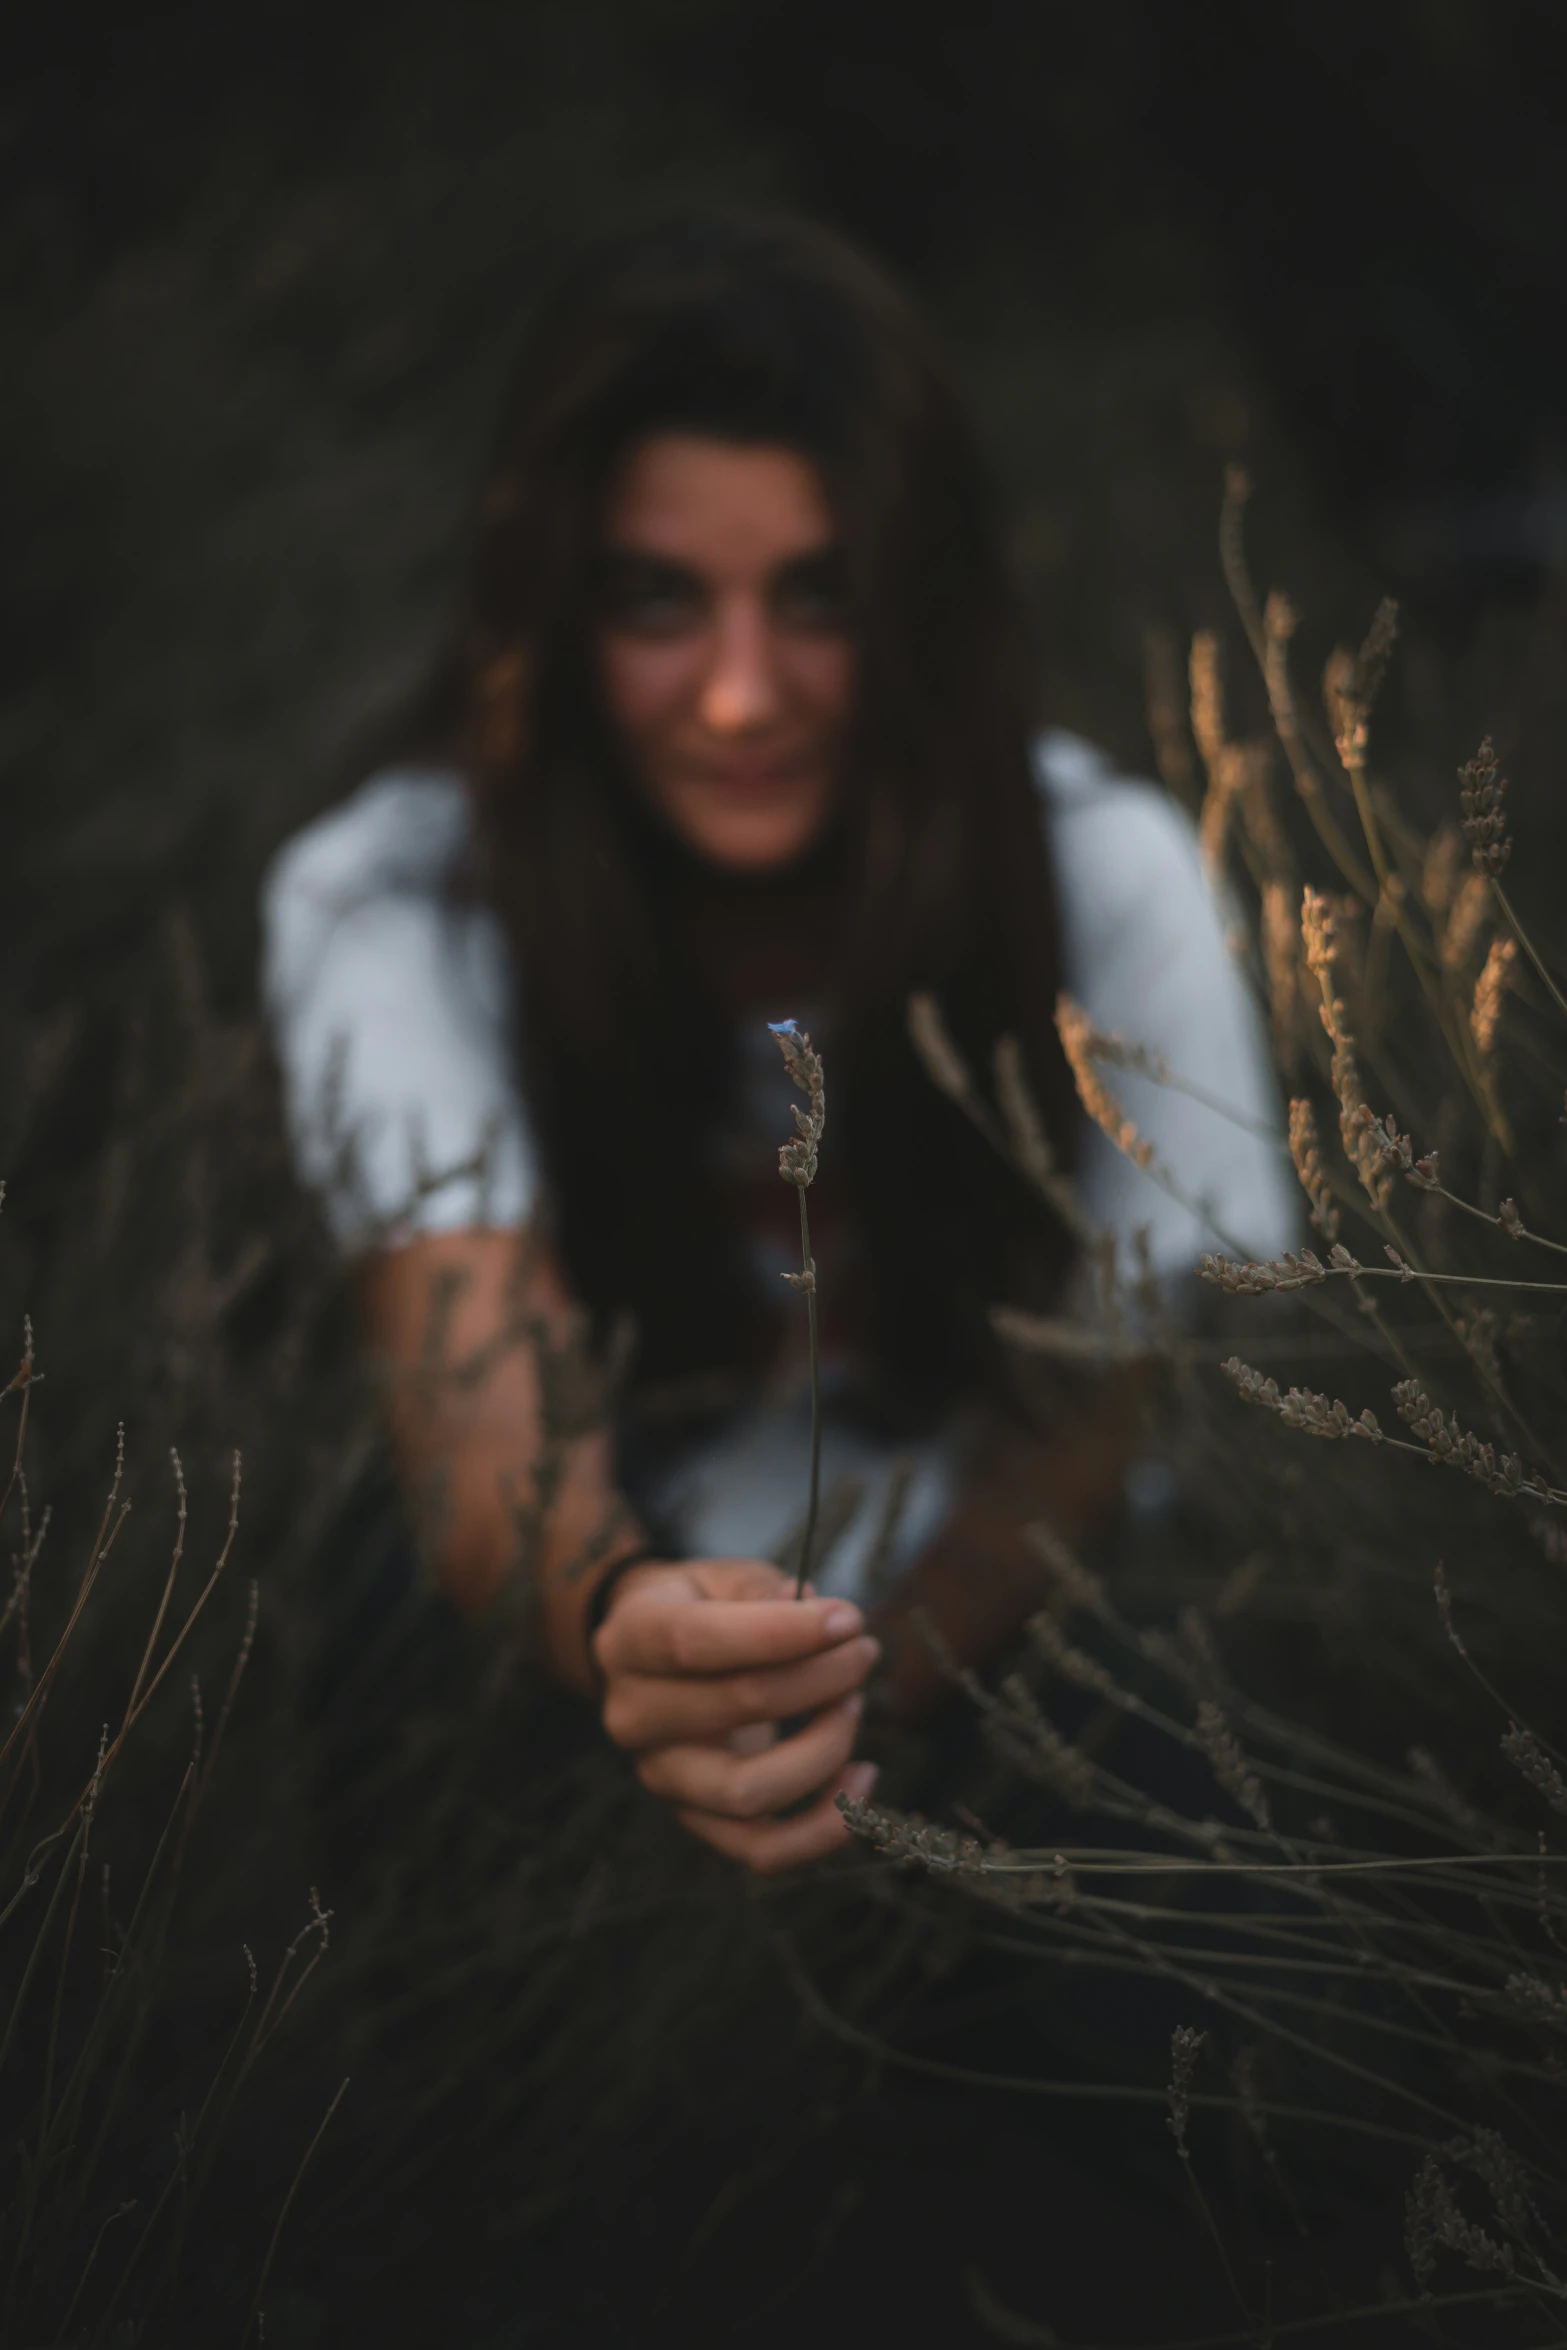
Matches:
[261,766,477,1011]
[263,765,473,920]
[1030,729,1298,1273]
[1031,728,1208,960]
[1033,728,1193,869]
[259,765,535,1246]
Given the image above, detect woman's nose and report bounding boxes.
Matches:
[699,603,781,735]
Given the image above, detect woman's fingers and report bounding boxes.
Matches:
[600,1587,863,1679]
[637,1691,865,1818]
[678,1762,880,1875]
[723,1720,779,1757]
[594,1561,880,1873]
[603,1634,880,1750]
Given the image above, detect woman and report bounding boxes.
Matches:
[263,212,1293,1875]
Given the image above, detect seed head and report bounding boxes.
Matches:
[1441,872,1491,972]
[1262,881,1301,1070]
[1324,599,1398,774]
[1470,934,1517,1060]
[1056,994,1157,1172]
[1501,1723,1567,1817]
[1287,1098,1339,1240]
[768,1020,825,1191]
[1195,1698,1270,1829]
[1393,1382,1548,1499]
[1459,738,1511,876]
[1166,2025,1207,2161]
[1221,1355,1384,1443]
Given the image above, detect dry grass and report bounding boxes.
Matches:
[845,476,1567,2345]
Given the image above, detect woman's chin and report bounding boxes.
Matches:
[675,805,828,875]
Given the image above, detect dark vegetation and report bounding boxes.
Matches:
[5,6,1567,2341]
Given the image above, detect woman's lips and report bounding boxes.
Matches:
[692,760,810,793]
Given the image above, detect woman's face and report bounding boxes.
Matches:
[595,434,855,873]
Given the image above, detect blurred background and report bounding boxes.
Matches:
[5,0,1567,1030]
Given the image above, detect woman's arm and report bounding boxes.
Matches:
[358,1226,638,1691]
[358,1227,882,1866]
[868,1372,1150,1723]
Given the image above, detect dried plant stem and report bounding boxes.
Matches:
[1144,622,1202,811]
[1208,1251,1567,1297]
[237,2076,349,2350]
[910,995,1090,1241]
[972,1843,1567,1886]
[1178,2155,1256,2342]
[858,1454,913,1602]
[1348,767,1505,1137]
[33,1750,101,2182]
[0,1320,38,1536]
[1343,1275,1426,1393]
[1374,1208,1563,1478]
[50,2201,138,2347]
[122,1450,188,1724]
[1429,1567,1567,1772]
[153,1971,261,2301]
[1100,1900,1486,2141]
[196,1579,258,1808]
[1237,490,1507,1141]
[1066,1016,1286,1146]
[1218,467,1268,671]
[87,2127,194,2346]
[46,1764,197,2229]
[171,1934,329,2264]
[0,1819,85,2083]
[768,1021,826,1600]
[795,1183,821,1602]
[784,1931,1442,2157]
[1225,486,1376,901]
[96,1454,242,1803]
[1492,878,1567,1025]
[1423,1180,1567,1260]
[0,1477,130,1794]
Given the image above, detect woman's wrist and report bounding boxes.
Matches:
[583,1542,671,1692]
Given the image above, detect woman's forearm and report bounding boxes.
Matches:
[359,1227,647,1695]
[869,1379,1149,1723]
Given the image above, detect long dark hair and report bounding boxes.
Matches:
[411,211,1081,1428]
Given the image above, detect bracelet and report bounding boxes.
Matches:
[584,1543,669,1690]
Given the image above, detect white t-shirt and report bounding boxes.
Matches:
[261,733,1296,1594]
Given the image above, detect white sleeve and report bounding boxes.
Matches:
[1039,733,1300,1284]
[260,771,540,1250]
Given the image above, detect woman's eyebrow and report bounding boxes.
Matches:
[598,548,703,585]
[770,542,847,584]
[595,542,845,589]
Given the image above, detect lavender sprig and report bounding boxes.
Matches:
[769,1021,825,1599]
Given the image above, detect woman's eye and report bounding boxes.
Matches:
[600,558,703,635]
[773,557,851,633]
[621,588,700,635]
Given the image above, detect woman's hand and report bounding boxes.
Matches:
[593,1557,881,1873]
